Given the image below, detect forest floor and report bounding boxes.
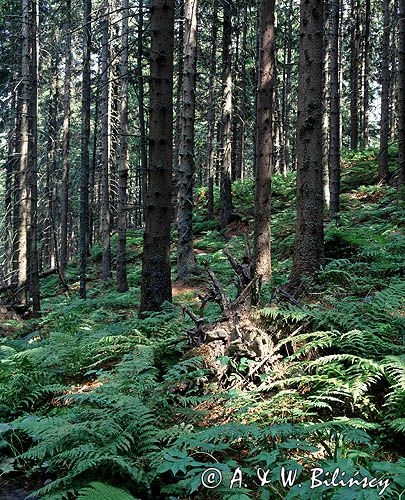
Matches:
[0,146,404,499]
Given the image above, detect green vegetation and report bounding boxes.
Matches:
[0,152,404,499]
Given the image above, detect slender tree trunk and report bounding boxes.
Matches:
[177,0,198,280]
[4,102,15,286]
[45,62,59,270]
[80,0,92,299]
[15,0,31,307]
[29,0,40,314]
[253,0,275,282]
[140,0,174,312]
[100,0,112,280]
[390,0,398,141]
[117,0,129,292]
[322,1,331,210]
[361,0,371,147]
[350,0,360,149]
[329,0,341,220]
[338,0,344,150]
[219,8,233,228]
[206,0,218,220]
[173,2,184,224]
[60,0,72,279]
[89,86,100,249]
[238,1,248,179]
[379,0,391,181]
[231,11,240,182]
[284,0,294,171]
[398,0,405,196]
[137,0,147,224]
[289,0,325,287]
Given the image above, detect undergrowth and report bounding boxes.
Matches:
[0,150,404,499]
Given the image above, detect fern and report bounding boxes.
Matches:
[77,482,138,500]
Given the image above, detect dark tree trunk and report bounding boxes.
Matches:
[45,62,59,271]
[140,0,174,312]
[100,0,112,280]
[322,1,331,210]
[379,0,391,181]
[329,0,341,220]
[117,0,129,293]
[289,0,325,287]
[219,8,233,228]
[253,0,275,282]
[137,0,147,224]
[176,0,198,280]
[284,0,294,171]
[206,0,218,220]
[29,0,40,314]
[361,0,371,147]
[349,0,360,149]
[60,0,72,279]
[79,0,92,299]
[399,0,405,196]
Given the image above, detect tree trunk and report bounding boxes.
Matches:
[176,0,198,280]
[100,0,112,280]
[322,1,331,210]
[206,0,218,220]
[350,0,360,149]
[79,0,92,299]
[289,0,325,287]
[45,61,59,271]
[379,0,391,181]
[284,0,294,171]
[14,0,31,307]
[3,92,16,286]
[399,0,405,196]
[60,0,72,279]
[253,0,275,282]
[137,0,147,224]
[140,0,174,312]
[29,0,40,314]
[390,0,398,142]
[361,0,371,147]
[219,8,233,228]
[117,0,129,293]
[329,0,341,220]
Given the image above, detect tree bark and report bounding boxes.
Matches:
[80,0,92,299]
[137,0,147,224]
[176,0,198,280]
[140,0,174,312]
[289,0,325,287]
[100,0,112,280]
[117,0,129,293]
[29,0,40,314]
[284,0,294,171]
[361,0,371,147]
[206,0,218,220]
[329,0,341,220]
[60,0,72,279]
[322,1,331,210]
[399,0,405,196]
[253,0,275,282]
[379,0,391,181]
[219,8,234,228]
[349,0,360,149]
[14,0,31,307]
[45,59,59,271]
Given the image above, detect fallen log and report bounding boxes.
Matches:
[0,268,57,294]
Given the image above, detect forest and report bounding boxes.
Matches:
[0,0,404,498]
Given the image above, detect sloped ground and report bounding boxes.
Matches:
[0,147,403,499]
